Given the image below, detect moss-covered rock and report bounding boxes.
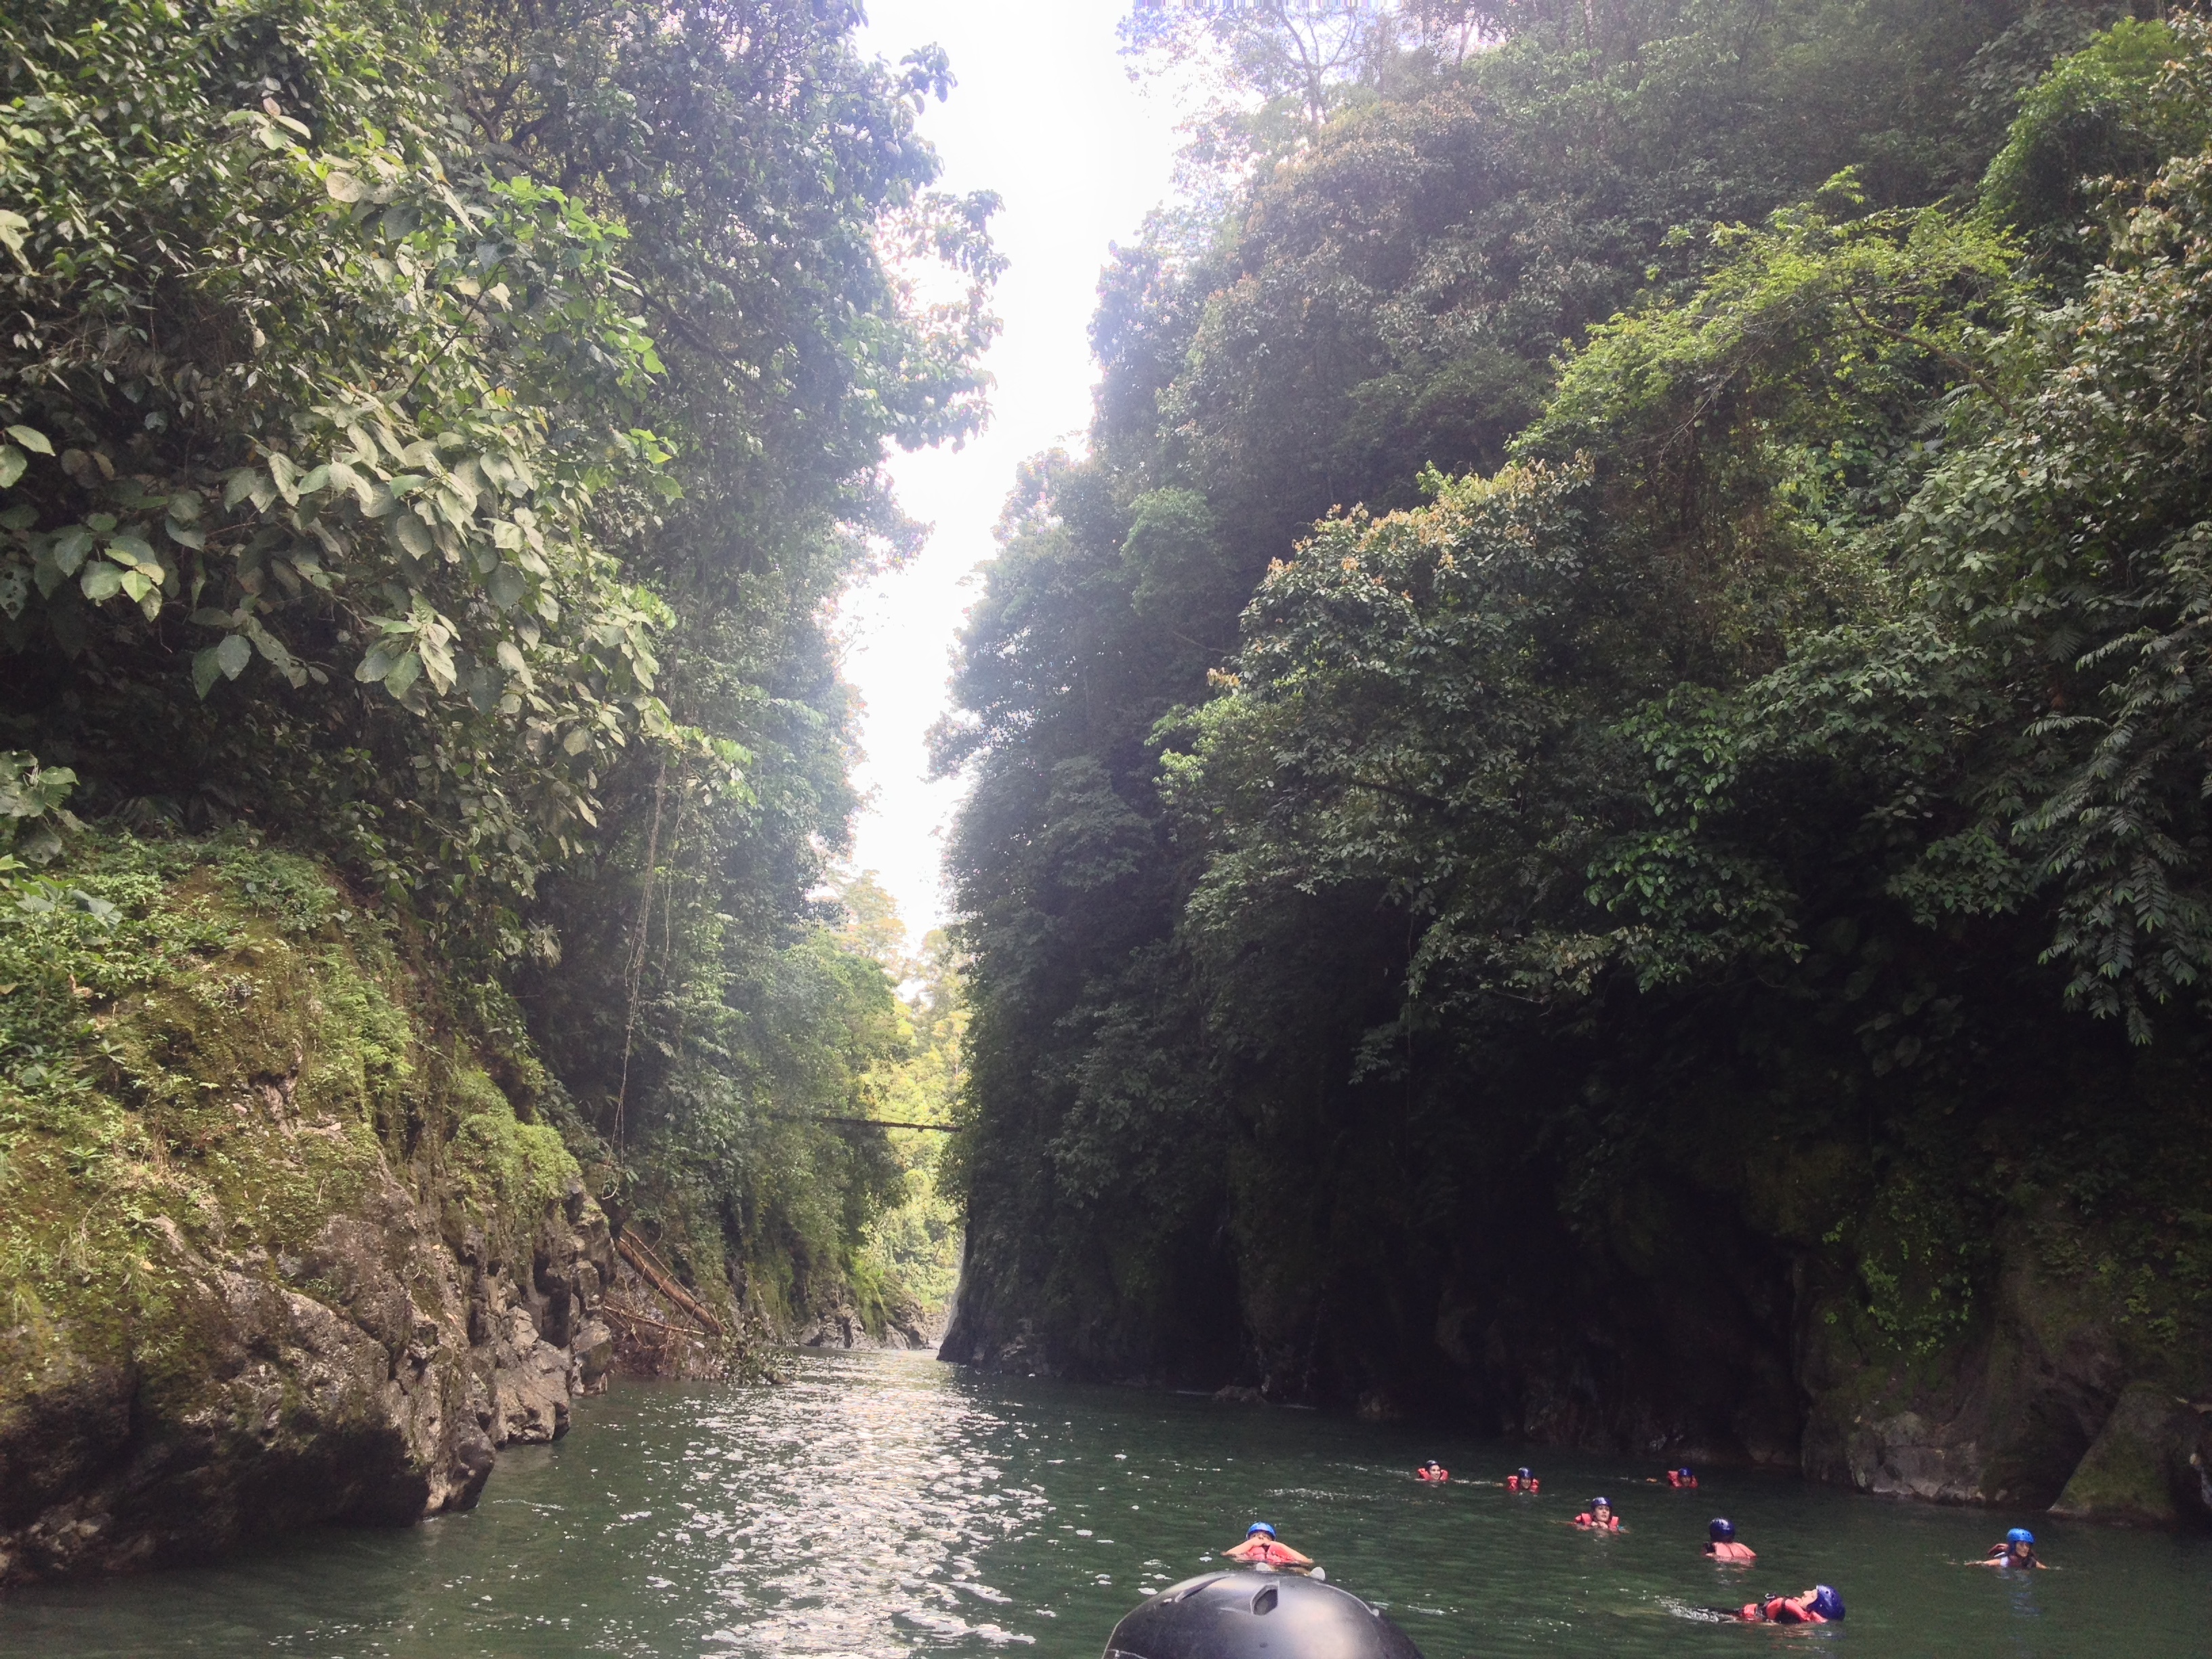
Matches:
[2052,1382,2212,1525]
[0,833,614,1583]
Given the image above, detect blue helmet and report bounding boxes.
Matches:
[1592,1496,1612,1509]
[1809,1586,1845,1621]
[1517,1467,1532,1479]
[1248,1522,1277,1539]
[2006,1528,2034,1545]
[1679,1467,1695,1478]
[1709,1518,1735,1541]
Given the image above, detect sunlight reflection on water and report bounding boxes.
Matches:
[2,1347,2209,1659]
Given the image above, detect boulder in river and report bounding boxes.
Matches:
[0,842,625,1585]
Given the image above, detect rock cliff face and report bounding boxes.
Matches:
[944,1158,2212,1528]
[0,838,621,1584]
[0,1169,616,1582]
[795,1295,937,1352]
[1798,1218,2212,1524]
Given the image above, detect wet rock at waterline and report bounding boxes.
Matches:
[0,1163,616,1583]
[947,1191,2212,1526]
[796,1298,937,1352]
[0,842,650,1586]
[1798,1218,2207,1517]
[2052,1382,2212,1525]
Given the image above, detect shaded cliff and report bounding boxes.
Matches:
[936,6,2212,1530]
[945,1109,2212,1525]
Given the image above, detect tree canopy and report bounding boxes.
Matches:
[937,0,2212,1465]
[1,0,996,1331]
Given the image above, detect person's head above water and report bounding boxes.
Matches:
[1591,1497,1612,1512]
[1517,1467,1532,1480]
[1808,1586,1845,1621]
[1709,1518,1735,1541]
[1247,1523,1277,1540]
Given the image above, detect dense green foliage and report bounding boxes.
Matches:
[0,0,993,1328]
[941,0,2212,1469]
[838,880,968,1328]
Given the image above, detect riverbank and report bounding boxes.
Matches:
[0,833,718,1582]
[944,1233,2212,1532]
[0,830,963,1586]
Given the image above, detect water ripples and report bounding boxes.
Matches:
[672,1357,1046,1655]
[3,1347,2209,1659]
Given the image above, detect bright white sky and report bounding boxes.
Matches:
[838,1,1185,940]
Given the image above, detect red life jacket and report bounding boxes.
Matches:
[1227,1538,1309,1568]
[1507,1475,1538,1492]
[1751,1596,1822,1624]
[1668,1471,1697,1488]
[1574,1513,1619,1530]
[1707,1541,1756,1563]
[1416,1467,1449,1481]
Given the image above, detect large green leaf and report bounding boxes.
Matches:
[382,650,424,698]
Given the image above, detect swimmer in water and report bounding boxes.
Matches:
[1223,1523,1315,1572]
[1738,1586,1845,1624]
[1973,1528,2049,1570]
[1572,1497,1622,1531]
[1704,1517,1755,1563]
[1665,1465,1698,1488]
[1505,1467,1540,1493]
[1414,1459,1450,1483]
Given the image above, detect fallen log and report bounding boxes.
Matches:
[614,1233,726,1336]
[600,1303,708,1341]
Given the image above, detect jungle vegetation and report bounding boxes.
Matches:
[938,0,2212,1442]
[0,0,981,1333]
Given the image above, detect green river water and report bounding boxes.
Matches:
[3,1347,2206,1658]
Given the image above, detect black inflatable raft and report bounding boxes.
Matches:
[1102,1571,1427,1659]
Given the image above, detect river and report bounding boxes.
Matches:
[3,1347,2206,1657]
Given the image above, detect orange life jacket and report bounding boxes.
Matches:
[1707,1541,1756,1563]
[1507,1475,1538,1492]
[1667,1471,1697,1488]
[1416,1467,1448,1481]
[1574,1513,1619,1531]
